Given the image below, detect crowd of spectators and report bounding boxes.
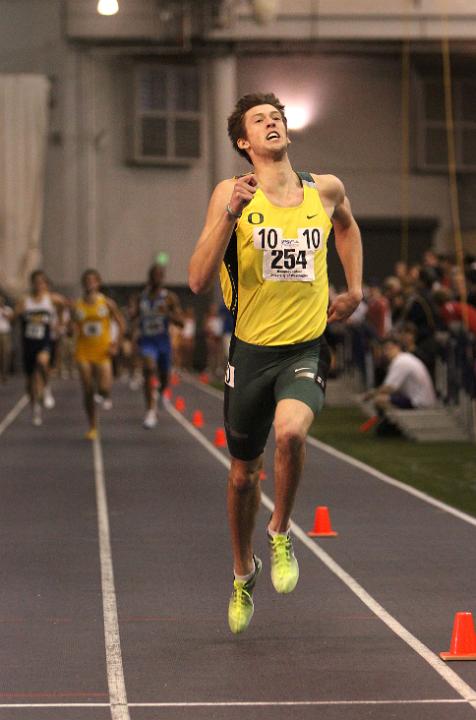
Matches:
[327,249,476,410]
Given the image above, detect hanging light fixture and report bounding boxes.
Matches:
[97,0,119,16]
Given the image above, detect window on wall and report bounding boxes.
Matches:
[416,76,476,172]
[131,63,201,166]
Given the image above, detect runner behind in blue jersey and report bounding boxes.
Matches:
[136,263,184,428]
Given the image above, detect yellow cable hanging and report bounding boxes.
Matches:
[441,12,469,329]
[400,33,411,267]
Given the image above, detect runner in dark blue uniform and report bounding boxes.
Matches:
[136,264,184,428]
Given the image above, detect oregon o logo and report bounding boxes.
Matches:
[248,212,264,225]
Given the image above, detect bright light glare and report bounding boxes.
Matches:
[285,105,311,131]
[97,0,119,16]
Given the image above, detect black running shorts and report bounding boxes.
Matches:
[224,335,330,461]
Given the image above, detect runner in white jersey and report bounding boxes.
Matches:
[14,270,67,426]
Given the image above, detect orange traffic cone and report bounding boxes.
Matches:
[192,410,204,428]
[150,375,159,390]
[307,506,338,537]
[163,387,172,400]
[171,372,180,386]
[440,612,476,661]
[175,396,186,412]
[259,469,267,481]
[214,427,226,448]
[199,372,209,384]
[359,415,379,433]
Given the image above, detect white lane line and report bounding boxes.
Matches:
[166,402,476,712]
[0,395,28,437]
[93,438,130,720]
[130,699,472,707]
[0,698,471,709]
[184,376,476,529]
[306,435,476,528]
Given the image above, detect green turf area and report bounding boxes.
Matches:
[207,380,476,517]
[311,406,476,517]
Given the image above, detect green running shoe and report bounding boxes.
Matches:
[228,555,262,634]
[268,531,299,593]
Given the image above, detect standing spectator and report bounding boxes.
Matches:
[433,288,476,335]
[402,267,441,343]
[0,294,13,383]
[204,302,224,377]
[366,283,391,339]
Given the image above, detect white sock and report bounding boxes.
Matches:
[234,560,256,583]
[267,525,290,538]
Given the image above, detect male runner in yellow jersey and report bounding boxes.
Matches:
[189,93,363,634]
[73,269,125,439]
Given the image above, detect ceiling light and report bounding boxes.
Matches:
[285,105,311,131]
[97,0,119,16]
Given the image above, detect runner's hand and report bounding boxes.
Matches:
[327,291,362,324]
[228,174,258,216]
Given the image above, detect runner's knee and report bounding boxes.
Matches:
[275,426,306,455]
[229,461,261,493]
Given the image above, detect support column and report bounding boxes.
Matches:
[209,55,238,186]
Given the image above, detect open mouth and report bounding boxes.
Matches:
[266,131,280,140]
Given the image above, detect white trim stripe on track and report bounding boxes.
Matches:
[0,699,473,709]
[0,395,28,436]
[184,375,476,529]
[93,438,130,720]
[166,401,476,713]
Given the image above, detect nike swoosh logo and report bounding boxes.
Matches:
[306,213,318,219]
[295,367,313,373]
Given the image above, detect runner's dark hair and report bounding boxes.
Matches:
[227,92,287,164]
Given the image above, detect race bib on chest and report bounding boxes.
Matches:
[83,321,102,337]
[143,316,165,336]
[253,227,323,282]
[25,322,45,340]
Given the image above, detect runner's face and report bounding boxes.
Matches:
[83,273,100,293]
[150,267,164,288]
[32,275,48,294]
[241,104,288,159]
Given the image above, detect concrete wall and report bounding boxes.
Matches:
[1,0,474,293]
[236,54,453,250]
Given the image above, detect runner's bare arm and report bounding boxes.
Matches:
[167,292,184,328]
[12,299,25,321]
[189,174,258,294]
[106,298,126,342]
[317,175,363,323]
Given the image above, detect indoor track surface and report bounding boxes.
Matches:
[1,374,476,720]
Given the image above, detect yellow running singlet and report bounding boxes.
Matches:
[74,293,112,363]
[220,172,332,346]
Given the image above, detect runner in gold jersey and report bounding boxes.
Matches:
[189,93,363,634]
[73,269,125,440]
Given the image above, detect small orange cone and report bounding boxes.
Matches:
[359,415,379,433]
[259,469,267,481]
[192,410,204,428]
[307,506,338,537]
[171,372,180,386]
[199,372,209,384]
[440,612,476,661]
[163,387,172,400]
[214,427,226,448]
[150,375,159,390]
[175,396,186,412]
